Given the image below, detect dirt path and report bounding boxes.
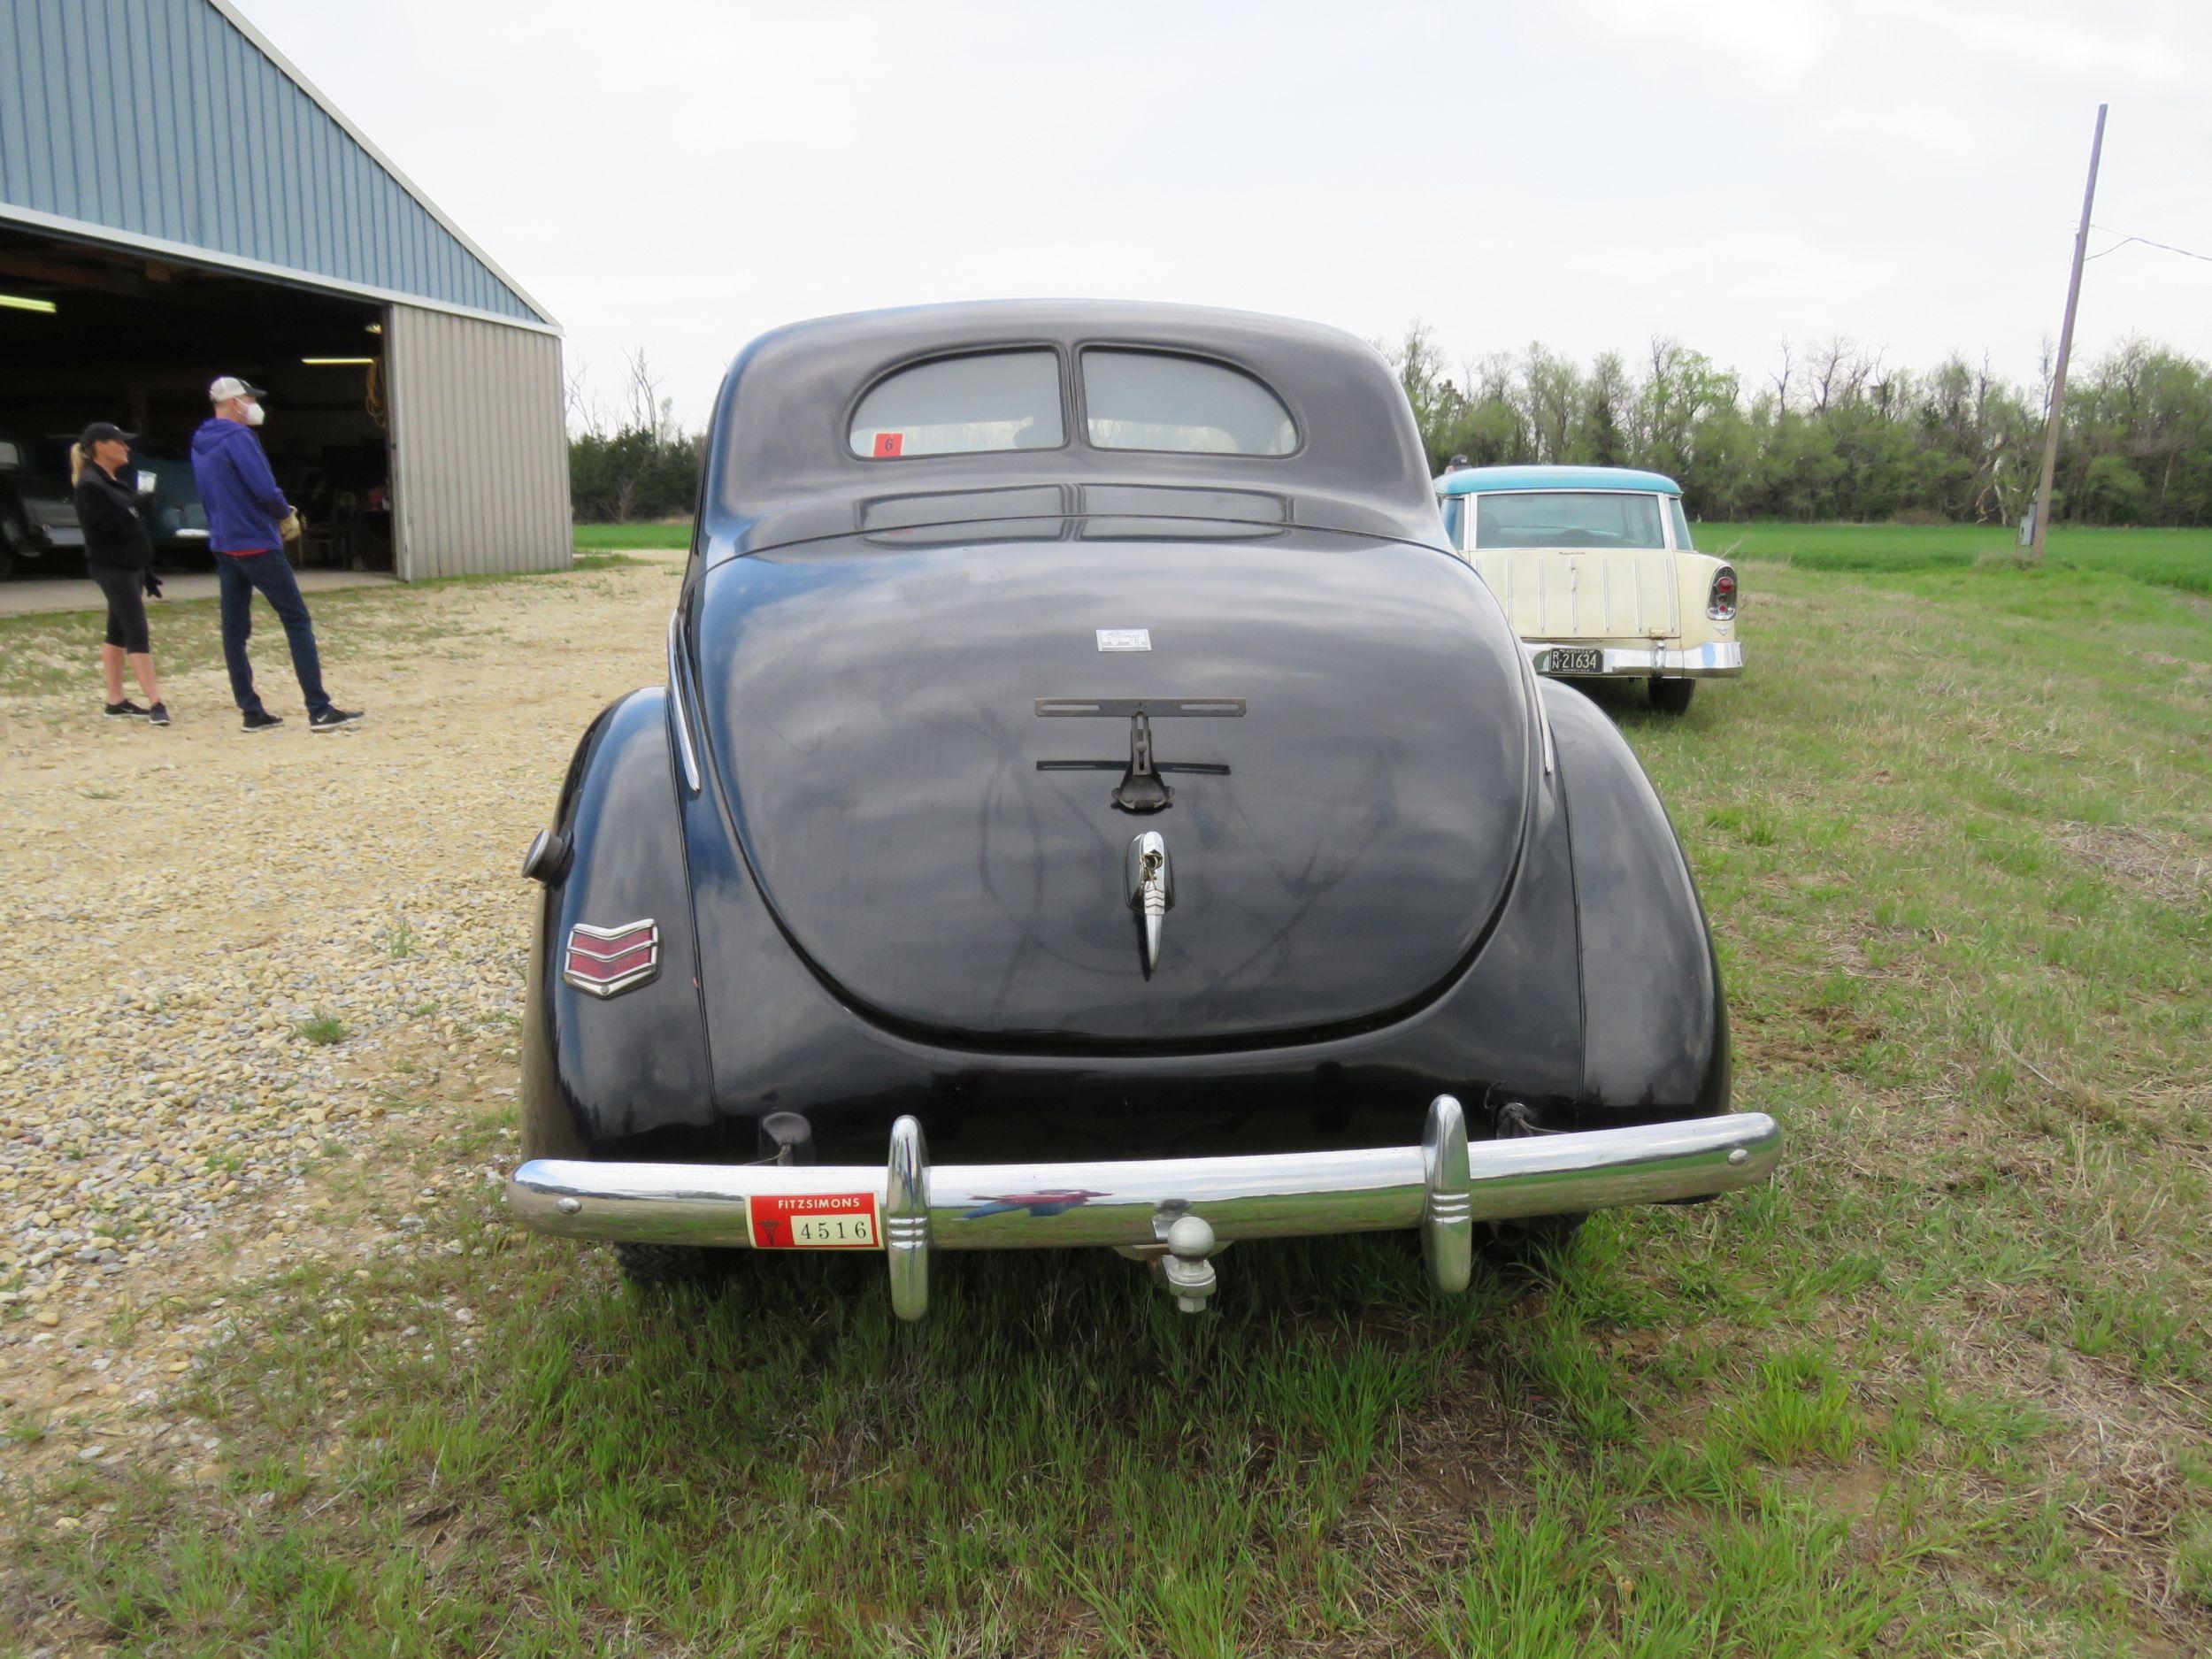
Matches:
[0,557,682,1480]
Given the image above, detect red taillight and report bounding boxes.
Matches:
[1708,567,1738,621]
[564,920,660,996]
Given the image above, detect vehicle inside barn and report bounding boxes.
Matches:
[0,224,394,574]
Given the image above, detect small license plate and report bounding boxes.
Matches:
[1547,648,1604,673]
[749,1192,881,1250]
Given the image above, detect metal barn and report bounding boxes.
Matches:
[0,0,569,580]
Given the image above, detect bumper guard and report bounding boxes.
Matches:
[507,1099,1780,1319]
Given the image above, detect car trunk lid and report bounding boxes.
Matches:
[689,526,1532,1048]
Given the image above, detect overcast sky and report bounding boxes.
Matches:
[237,0,2211,431]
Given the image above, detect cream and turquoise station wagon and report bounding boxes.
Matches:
[1434,465,1740,713]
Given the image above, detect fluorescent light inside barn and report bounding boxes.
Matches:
[0,294,58,313]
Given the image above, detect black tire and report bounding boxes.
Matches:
[1648,678,1696,715]
[613,1241,739,1286]
[1479,1210,1587,1266]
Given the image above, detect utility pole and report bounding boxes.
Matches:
[2028,104,2108,565]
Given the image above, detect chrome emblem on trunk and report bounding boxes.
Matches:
[1125,832,1173,978]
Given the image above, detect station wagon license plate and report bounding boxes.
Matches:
[749,1192,882,1249]
[1547,648,1604,673]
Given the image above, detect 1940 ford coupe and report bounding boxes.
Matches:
[507,302,1779,1317]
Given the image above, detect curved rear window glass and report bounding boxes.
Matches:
[1082,350,1296,456]
[849,350,1064,458]
[1475,491,1664,549]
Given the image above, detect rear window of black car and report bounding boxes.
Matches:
[1081,349,1297,456]
[849,350,1064,458]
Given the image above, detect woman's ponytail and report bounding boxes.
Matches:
[69,441,89,487]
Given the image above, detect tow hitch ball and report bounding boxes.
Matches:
[1125,1094,1476,1315]
[1122,1212,1221,1314]
[1160,1215,1218,1313]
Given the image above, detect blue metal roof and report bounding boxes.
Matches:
[1435,465,1681,497]
[0,0,552,328]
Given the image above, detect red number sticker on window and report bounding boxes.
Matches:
[872,432,904,458]
[749,1192,881,1250]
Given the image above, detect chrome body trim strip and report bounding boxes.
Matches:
[1514,640,1555,775]
[507,1110,1780,1273]
[567,919,657,943]
[666,610,703,794]
[1525,641,1744,679]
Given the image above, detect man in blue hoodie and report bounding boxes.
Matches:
[190,376,363,733]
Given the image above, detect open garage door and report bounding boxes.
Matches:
[0,225,394,577]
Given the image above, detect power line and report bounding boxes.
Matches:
[2085,223,2212,264]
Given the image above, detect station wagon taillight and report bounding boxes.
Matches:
[1708,567,1738,621]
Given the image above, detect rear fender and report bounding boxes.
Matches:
[1670,551,1738,652]
[1541,682,1731,1119]
[520,688,717,1161]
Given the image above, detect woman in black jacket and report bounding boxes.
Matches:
[72,421,168,726]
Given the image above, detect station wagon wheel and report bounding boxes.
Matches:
[1648,677,1696,715]
[613,1241,742,1286]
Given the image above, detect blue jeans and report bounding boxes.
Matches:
[216,551,330,718]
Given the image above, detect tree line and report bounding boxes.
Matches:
[562,334,2212,526]
[565,347,703,524]
[1390,324,2212,526]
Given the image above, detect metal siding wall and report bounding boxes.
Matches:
[387,305,571,582]
[0,0,541,323]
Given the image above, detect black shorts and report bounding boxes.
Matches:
[88,563,151,655]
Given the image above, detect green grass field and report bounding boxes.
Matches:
[7,553,2211,1655]
[1701,521,2212,596]
[573,521,694,551]
[570,517,2212,594]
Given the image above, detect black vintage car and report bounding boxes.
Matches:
[0,434,84,578]
[508,301,1778,1317]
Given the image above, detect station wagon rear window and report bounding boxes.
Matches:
[1082,350,1296,456]
[1475,491,1665,550]
[849,350,1064,458]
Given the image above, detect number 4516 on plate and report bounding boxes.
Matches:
[749,1193,881,1250]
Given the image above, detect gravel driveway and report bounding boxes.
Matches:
[0,556,683,1476]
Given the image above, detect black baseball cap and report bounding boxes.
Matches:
[79,420,137,447]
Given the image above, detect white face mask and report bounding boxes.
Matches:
[243,401,265,427]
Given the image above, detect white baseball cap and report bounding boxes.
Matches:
[208,375,266,403]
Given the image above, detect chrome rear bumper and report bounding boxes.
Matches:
[506,1099,1780,1319]
[1528,641,1743,678]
